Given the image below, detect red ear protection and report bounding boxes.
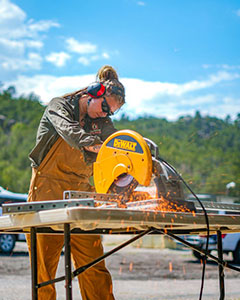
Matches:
[87,82,106,98]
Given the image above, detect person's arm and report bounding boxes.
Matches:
[46,97,102,149]
[100,117,117,141]
[83,117,116,153]
[84,144,102,153]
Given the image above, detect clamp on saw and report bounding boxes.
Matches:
[93,130,195,212]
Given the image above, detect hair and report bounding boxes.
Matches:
[63,65,125,105]
[97,65,125,105]
[97,65,119,81]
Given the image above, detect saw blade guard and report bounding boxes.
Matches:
[93,130,152,194]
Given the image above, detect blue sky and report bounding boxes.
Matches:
[0,0,240,120]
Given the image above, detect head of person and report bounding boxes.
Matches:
[86,65,125,119]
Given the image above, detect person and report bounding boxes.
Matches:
[26,65,125,300]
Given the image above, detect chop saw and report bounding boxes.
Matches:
[92,129,195,212]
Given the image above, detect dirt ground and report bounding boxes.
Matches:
[0,239,240,300]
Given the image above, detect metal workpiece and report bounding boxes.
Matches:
[2,198,95,215]
[63,190,126,204]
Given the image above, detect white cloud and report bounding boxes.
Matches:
[4,74,95,102]
[0,2,112,73]
[102,52,110,59]
[78,52,110,66]
[0,0,59,72]
[24,40,43,49]
[66,37,110,66]
[0,0,25,31]
[27,19,60,35]
[0,37,43,57]
[2,52,42,70]
[78,56,91,66]
[66,38,97,54]
[0,0,59,39]
[121,71,240,109]
[0,37,25,55]
[236,9,240,17]
[137,1,146,6]
[3,71,240,120]
[46,52,71,67]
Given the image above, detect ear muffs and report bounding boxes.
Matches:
[87,82,106,98]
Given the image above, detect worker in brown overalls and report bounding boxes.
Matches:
[26,65,125,300]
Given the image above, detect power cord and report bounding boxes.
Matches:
[158,156,210,300]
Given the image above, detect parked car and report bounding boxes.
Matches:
[181,233,240,264]
[0,186,28,254]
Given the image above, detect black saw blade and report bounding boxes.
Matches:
[108,174,138,198]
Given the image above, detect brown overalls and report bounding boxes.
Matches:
[26,137,115,300]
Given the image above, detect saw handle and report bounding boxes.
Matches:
[143,137,159,159]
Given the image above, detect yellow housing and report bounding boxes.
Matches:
[93,130,152,193]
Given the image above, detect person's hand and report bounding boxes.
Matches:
[84,144,102,153]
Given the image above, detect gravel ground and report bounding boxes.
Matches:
[0,240,240,300]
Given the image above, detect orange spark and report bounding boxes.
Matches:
[129,262,133,272]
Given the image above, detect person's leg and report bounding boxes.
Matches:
[26,234,64,300]
[71,234,115,300]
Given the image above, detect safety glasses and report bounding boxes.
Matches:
[101,97,114,116]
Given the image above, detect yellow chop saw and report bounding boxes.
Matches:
[92,129,195,212]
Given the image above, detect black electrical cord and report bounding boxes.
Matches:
[158,156,210,300]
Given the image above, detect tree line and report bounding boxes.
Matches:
[0,86,239,200]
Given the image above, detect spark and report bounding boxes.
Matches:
[169,262,173,272]
[129,262,133,272]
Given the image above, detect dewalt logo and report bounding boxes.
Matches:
[113,138,137,151]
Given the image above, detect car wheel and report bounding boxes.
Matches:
[233,242,240,264]
[0,234,16,254]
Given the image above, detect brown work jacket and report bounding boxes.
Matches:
[29,96,116,168]
[28,96,116,202]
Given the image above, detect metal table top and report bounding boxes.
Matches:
[1,199,240,235]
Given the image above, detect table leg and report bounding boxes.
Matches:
[30,227,38,300]
[64,223,72,300]
[217,230,225,300]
